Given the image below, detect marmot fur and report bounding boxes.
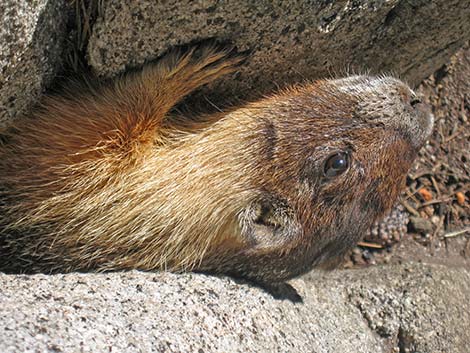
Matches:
[0,46,433,282]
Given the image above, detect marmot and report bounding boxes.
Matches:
[0,46,433,282]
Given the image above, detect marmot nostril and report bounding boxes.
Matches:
[0,46,433,282]
[410,97,422,107]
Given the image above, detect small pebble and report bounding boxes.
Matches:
[456,192,466,206]
[431,215,440,226]
[418,188,433,201]
[409,216,434,234]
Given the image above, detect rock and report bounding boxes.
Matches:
[364,203,409,247]
[88,0,470,103]
[409,216,434,234]
[0,0,68,127]
[0,263,468,353]
[343,263,470,353]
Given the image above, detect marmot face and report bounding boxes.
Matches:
[0,48,433,282]
[200,76,433,281]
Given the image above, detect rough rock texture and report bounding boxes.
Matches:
[88,0,470,102]
[0,0,67,127]
[1,263,469,353]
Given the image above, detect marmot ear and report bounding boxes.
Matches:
[239,195,302,250]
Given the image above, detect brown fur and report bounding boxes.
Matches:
[0,46,433,282]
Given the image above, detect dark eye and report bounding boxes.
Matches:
[323,152,350,178]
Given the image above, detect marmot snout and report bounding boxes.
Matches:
[0,47,433,282]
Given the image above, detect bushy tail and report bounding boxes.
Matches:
[118,44,245,121]
[8,44,246,163]
[100,44,245,153]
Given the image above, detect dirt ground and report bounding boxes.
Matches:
[345,42,470,269]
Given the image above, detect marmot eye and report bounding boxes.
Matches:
[323,152,350,178]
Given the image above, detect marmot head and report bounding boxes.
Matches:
[200,75,433,282]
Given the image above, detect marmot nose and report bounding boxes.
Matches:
[404,93,434,149]
[410,97,421,107]
[410,97,431,120]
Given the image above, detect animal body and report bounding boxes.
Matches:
[0,46,433,282]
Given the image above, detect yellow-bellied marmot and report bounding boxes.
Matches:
[0,46,433,282]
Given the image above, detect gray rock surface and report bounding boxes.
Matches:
[88,0,470,102]
[1,263,469,353]
[0,0,67,127]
